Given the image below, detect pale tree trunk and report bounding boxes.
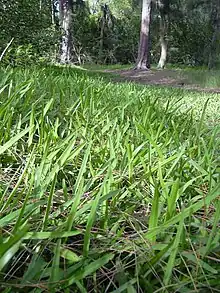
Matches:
[157,0,169,69]
[135,0,152,70]
[157,12,168,69]
[208,0,220,69]
[99,6,106,62]
[59,0,73,64]
[51,0,55,26]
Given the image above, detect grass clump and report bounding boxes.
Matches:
[0,66,219,292]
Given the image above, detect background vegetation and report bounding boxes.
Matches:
[0,0,219,67]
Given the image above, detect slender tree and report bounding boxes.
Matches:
[59,0,73,63]
[135,0,152,70]
[51,0,55,25]
[157,0,169,69]
[208,0,220,69]
[98,4,114,63]
[99,4,108,62]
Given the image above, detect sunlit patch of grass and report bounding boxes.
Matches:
[0,66,219,292]
[82,63,133,71]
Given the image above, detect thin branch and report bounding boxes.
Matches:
[0,38,14,62]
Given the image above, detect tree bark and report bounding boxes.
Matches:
[99,5,106,62]
[157,12,168,69]
[135,0,152,70]
[51,0,55,26]
[156,0,169,69]
[208,0,220,70]
[59,0,73,64]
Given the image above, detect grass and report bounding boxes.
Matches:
[82,63,133,71]
[165,65,220,89]
[0,65,220,292]
[180,68,220,88]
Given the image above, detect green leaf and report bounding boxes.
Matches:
[182,251,218,274]
[0,201,44,228]
[163,212,184,286]
[23,230,81,240]
[23,255,47,282]
[0,226,28,271]
[145,184,220,240]
[50,239,61,285]
[60,248,82,263]
[42,173,57,230]
[65,253,114,286]
[110,279,137,293]
[204,200,220,255]
[66,143,91,231]
[148,183,160,242]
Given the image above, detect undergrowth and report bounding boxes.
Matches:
[0,66,219,292]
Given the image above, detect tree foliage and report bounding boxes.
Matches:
[0,0,219,67]
[0,0,58,65]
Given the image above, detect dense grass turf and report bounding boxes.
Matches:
[0,65,220,292]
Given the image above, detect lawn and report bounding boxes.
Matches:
[0,65,219,292]
[163,64,220,89]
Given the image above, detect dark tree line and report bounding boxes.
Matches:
[0,0,220,69]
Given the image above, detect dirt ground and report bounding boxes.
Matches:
[103,68,220,94]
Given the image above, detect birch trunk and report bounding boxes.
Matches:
[51,0,55,26]
[157,12,168,69]
[59,0,73,64]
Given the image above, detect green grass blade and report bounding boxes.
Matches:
[163,212,184,286]
[50,239,61,286]
[204,200,220,256]
[42,173,57,230]
[145,184,220,240]
[148,183,160,242]
[0,127,30,155]
[66,143,91,231]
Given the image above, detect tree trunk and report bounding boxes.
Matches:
[208,0,220,70]
[99,6,106,62]
[51,0,55,26]
[59,0,73,64]
[157,12,168,69]
[135,0,152,70]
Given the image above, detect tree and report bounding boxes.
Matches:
[98,4,113,62]
[157,0,169,69]
[51,0,56,25]
[135,0,152,69]
[208,0,220,69]
[59,0,73,63]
